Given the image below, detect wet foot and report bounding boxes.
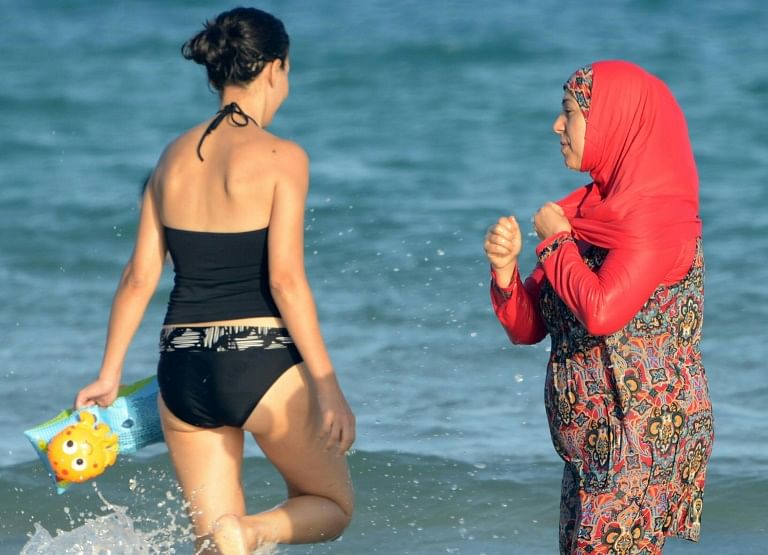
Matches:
[253,541,278,555]
[212,514,248,555]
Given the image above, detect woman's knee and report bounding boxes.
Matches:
[289,484,354,540]
[325,496,354,541]
[328,482,355,535]
[336,488,354,526]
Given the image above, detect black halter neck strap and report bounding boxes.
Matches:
[196,102,259,161]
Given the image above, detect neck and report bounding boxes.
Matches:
[219,89,267,127]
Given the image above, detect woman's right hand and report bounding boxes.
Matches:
[484,216,522,271]
[74,374,120,409]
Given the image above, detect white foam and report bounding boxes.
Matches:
[253,542,278,554]
[21,505,152,554]
[21,488,192,554]
[20,487,283,554]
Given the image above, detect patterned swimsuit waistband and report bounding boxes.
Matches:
[159,325,295,352]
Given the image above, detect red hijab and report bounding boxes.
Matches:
[557,60,702,249]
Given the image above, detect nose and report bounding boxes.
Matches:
[552,113,565,135]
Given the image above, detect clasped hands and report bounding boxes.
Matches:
[484,202,572,276]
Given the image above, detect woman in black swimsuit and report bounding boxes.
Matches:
[75,7,354,554]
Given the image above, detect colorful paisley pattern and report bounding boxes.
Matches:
[539,240,713,554]
[564,65,594,122]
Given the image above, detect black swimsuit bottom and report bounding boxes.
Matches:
[157,325,303,428]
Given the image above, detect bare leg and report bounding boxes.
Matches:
[158,397,247,554]
[215,363,354,550]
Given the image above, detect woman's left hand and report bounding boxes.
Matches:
[534,202,572,240]
[316,375,356,455]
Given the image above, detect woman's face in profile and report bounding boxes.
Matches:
[553,92,586,171]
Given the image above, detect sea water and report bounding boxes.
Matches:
[2,0,766,553]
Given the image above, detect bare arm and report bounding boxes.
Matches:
[267,142,355,453]
[75,179,167,408]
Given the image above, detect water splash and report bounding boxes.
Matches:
[19,480,282,555]
[195,539,279,555]
[21,484,193,554]
[21,502,151,554]
[253,542,279,554]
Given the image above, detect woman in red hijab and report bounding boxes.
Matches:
[484,61,714,553]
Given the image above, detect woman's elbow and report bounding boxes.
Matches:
[269,272,306,300]
[120,265,157,292]
[497,315,547,345]
[508,328,547,345]
[581,311,624,336]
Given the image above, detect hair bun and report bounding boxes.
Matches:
[182,7,289,91]
[182,23,227,68]
[205,24,235,70]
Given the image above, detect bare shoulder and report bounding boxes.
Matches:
[264,137,309,187]
[153,125,205,171]
[269,138,309,170]
[170,123,211,156]
[273,137,308,160]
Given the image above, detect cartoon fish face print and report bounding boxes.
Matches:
[47,411,119,483]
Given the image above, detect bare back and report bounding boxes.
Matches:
[154,116,283,233]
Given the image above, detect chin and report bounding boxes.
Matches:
[565,158,582,171]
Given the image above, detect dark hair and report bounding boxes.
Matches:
[182,7,289,91]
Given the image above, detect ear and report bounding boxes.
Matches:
[266,59,282,88]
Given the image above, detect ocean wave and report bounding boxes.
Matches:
[2,450,766,554]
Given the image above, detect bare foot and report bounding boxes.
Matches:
[212,514,248,555]
[253,542,278,555]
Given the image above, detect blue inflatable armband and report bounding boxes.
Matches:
[24,375,164,494]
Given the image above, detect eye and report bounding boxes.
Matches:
[71,458,88,471]
[62,440,78,455]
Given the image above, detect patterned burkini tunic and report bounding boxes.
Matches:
[539,240,714,554]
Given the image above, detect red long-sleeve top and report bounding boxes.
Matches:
[490,232,697,344]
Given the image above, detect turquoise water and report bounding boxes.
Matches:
[1,0,767,553]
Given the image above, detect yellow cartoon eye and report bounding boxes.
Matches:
[62,439,78,455]
[71,457,88,471]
